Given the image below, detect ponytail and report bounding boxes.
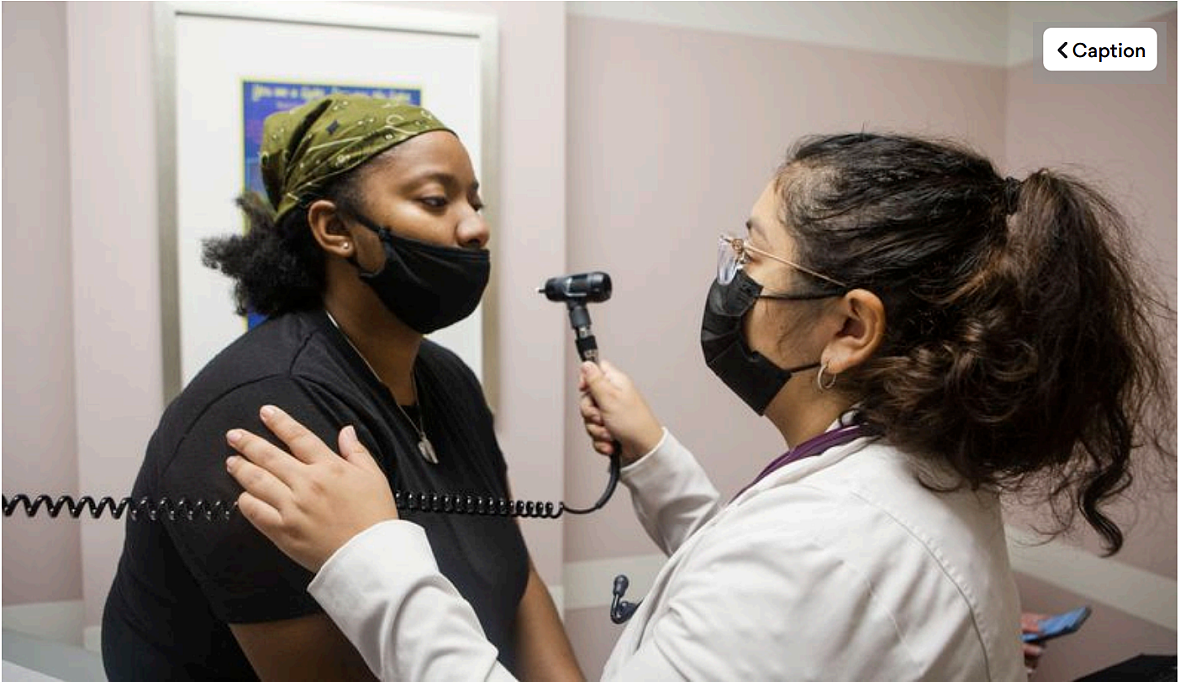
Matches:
[999,170,1172,552]
[780,133,1174,553]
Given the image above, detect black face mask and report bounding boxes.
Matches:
[700,270,821,415]
[348,213,490,334]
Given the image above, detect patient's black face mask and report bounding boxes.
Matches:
[348,212,490,334]
[699,271,822,415]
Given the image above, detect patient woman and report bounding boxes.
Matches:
[225,133,1171,681]
[101,95,580,681]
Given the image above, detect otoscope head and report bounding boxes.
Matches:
[539,272,612,304]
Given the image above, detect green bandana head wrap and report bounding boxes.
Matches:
[259,94,451,222]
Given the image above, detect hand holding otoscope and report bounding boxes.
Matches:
[539,271,649,623]
[537,271,622,513]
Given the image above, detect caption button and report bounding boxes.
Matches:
[1043,27,1158,72]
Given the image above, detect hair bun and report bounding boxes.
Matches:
[1003,176,1023,216]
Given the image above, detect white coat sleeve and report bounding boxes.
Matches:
[619,430,723,555]
[308,521,519,682]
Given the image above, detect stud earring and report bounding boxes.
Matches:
[342,242,351,251]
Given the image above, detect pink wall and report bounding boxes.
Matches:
[1001,10,1177,680]
[66,1,166,630]
[2,1,83,606]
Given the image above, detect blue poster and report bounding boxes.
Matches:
[241,80,421,327]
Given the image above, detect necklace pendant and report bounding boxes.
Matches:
[418,436,439,464]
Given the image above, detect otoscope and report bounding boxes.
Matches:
[539,271,612,363]
[538,271,622,516]
[539,272,640,623]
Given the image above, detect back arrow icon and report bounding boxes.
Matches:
[1058,41,1069,58]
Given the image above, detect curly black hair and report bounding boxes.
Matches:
[779,133,1175,554]
[201,171,365,317]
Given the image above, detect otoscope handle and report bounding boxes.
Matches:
[565,351,623,514]
[539,281,623,516]
[563,305,622,515]
[575,335,599,365]
[571,324,620,461]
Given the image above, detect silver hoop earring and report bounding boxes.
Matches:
[817,362,838,391]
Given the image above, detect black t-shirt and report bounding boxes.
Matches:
[102,309,529,680]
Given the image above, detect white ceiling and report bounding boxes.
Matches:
[567,1,1173,68]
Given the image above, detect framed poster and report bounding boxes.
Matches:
[154,2,499,403]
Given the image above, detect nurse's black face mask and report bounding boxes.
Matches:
[346,211,490,334]
[700,234,848,415]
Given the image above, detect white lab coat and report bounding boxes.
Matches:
[309,427,1026,681]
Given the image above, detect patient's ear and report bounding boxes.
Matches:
[307,200,352,258]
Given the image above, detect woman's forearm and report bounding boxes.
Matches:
[309,521,518,682]
[513,562,585,682]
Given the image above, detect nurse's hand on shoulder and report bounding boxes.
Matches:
[224,405,398,573]
[579,360,664,466]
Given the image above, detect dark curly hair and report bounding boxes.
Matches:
[201,172,366,317]
[778,132,1175,554]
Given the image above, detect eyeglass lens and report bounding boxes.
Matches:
[717,236,741,285]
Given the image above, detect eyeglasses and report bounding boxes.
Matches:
[717,234,849,296]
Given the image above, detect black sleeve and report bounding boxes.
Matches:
[157,375,356,624]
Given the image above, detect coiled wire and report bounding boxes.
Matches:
[391,492,565,518]
[4,453,619,522]
[2,490,594,521]
[2,494,236,522]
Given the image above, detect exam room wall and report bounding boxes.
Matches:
[999,10,1178,680]
[2,1,84,613]
[562,14,1008,675]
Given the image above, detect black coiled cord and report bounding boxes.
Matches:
[392,492,563,518]
[390,452,620,518]
[2,494,236,522]
[3,455,620,523]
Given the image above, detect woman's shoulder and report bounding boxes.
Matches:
[415,339,483,392]
[160,310,352,426]
[417,338,474,371]
[732,441,1012,614]
[767,440,1005,552]
[703,444,1021,679]
[186,309,327,380]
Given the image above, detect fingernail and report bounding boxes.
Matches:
[260,405,276,419]
[343,425,356,441]
[226,456,237,471]
[227,430,243,444]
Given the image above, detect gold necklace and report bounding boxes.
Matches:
[325,311,439,464]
